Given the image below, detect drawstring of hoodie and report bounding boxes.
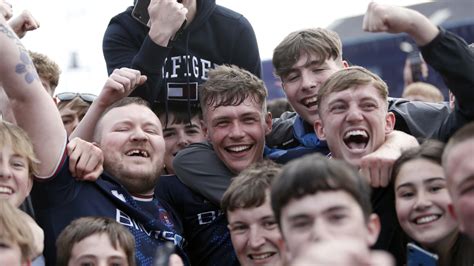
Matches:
[163,54,170,130]
[185,31,192,126]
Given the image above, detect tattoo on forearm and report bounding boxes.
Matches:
[0,24,39,84]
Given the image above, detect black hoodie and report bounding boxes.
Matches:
[103,0,261,107]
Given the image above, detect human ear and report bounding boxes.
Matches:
[366,213,381,246]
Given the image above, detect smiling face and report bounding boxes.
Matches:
[68,233,129,266]
[315,84,394,167]
[98,104,165,195]
[395,158,458,249]
[203,98,272,174]
[0,145,32,207]
[281,53,343,125]
[280,191,379,259]
[161,114,205,174]
[228,192,285,266]
[444,139,474,239]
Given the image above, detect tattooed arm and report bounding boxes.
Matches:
[0,16,66,177]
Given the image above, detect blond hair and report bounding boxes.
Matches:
[0,121,39,177]
[0,200,35,262]
[402,82,444,103]
[317,66,389,112]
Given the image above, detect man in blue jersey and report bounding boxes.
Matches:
[156,64,271,265]
[0,23,189,266]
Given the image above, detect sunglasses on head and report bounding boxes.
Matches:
[55,92,97,103]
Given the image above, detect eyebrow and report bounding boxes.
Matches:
[287,60,325,74]
[396,177,445,191]
[212,112,260,122]
[287,206,348,221]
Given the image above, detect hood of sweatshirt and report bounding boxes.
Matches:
[104,0,260,108]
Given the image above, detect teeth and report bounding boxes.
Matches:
[344,130,368,139]
[416,215,440,225]
[250,253,274,260]
[303,96,318,107]
[227,145,251,152]
[126,149,149,157]
[0,186,13,194]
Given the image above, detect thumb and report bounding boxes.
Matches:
[138,75,147,85]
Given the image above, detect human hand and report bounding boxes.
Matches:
[362,2,417,34]
[0,0,13,21]
[96,67,147,108]
[362,2,438,46]
[8,10,39,38]
[168,254,184,266]
[359,130,418,188]
[148,0,187,46]
[67,137,104,181]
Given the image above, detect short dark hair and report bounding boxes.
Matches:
[273,28,343,79]
[56,217,136,266]
[155,105,202,128]
[221,160,281,213]
[392,140,444,187]
[271,154,372,226]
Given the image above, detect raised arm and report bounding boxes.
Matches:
[0,16,65,177]
[364,2,474,141]
[103,0,186,104]
[362,2,438,45]
[8,10,40,39]
[70,68,147,141]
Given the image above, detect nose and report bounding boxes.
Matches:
[130,128,148,142]
[346,104,364,122]
[0,161,13,179]
[414,191,432,211]
[248,226,265,249]
[309,220,331,243]
[229,122,245,139]
[176,131,191,148]
[301,71,317,92]
[70,117,80,133]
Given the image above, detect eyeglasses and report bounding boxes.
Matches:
[55,92,97,103]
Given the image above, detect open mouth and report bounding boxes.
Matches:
[343,130,369,150]
[302,96,318,109]
[125,149,149,158]
[413,214,441,225]
[0,186,13,195]
[225,145,252,154]
[248,252,276,261]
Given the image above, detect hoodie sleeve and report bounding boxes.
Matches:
[420,28,474,140]
[388,28,474,141]
[103,11,171,104]
[228,15,262,78]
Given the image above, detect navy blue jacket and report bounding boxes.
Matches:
[103,0,261,107]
